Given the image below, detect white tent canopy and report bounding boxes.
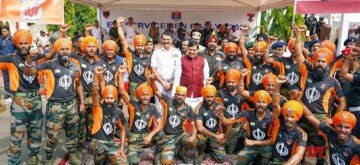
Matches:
[70,0,294,12]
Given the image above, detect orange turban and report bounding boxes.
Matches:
[332,111,356,128]
[136,83,153,100]
[288,38,296,50]
[224,42,239,54]
[253,41,268,52]
[252,90,271,104]
[313,48,334,64]
[262,73,277,88]
[82,36,98,53]
[13,29,32,46]
[225,69,240,83]
[102,85,118,100]
[281,100,303,121]
[321,40,336,55]
[102,40,118,51]
[53,38,72,52]
[133,34,147,46]
[201,85,217,97]
[175,86,187,95]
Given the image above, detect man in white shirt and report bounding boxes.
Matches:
[151,32,182,113]
[124,17,139,45]
[91,20,104,53]
[36,30,50,53]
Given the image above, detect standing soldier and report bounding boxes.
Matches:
[194,85,226,164]
[118,66,163,164]
[24,38,85,165]
[101,40,124,87]
[90,66,127,164]
[1,30,45,165]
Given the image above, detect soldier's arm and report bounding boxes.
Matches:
[75,72,85,112]
[272,75,287,118]
[302,102,320,129]
[239,25,248,60]
[237,69,251,100]
[294,25,306,65]
[92,66,104,108]
[339,51,357,82]
[284,146,306,165]
[195,119,219,139]
[149,76,163,99]
[118,66,130,104]
[149,118,163,137]
[116,17,129,53]
[246,138,273,146]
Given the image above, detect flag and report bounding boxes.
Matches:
[0,0,64,24]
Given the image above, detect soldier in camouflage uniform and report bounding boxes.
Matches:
[90,66,127,164]
[24,38,85,165]
[118,66,163,164]
[216,69,247,154]
[194,85,227,164]
[0,30,47,165]
[150,78,197,164]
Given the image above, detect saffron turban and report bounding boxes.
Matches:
[13,29,32,46]
[253,41,268,52]
[281,100,303,121]
[82,36,98,53]
[136,83,153,100]
[133,34,147,46]
[224,42,239,54]
[102,40,118,51]
[288,38,296,50]
[53,38,72,52]
[321,40,336,55]
[332,111,356,128]
[201,85,217,97]
[262,73,277,88]
[225,69,241,83]
[312,48,334,64]
[252,90,271,104]
[205,32,219,46]
[102,85,118,100]
[175,86,187,95]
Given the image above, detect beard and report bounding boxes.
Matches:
[313,66,327,80]
[226,54,236,61]
[58,55,70,64]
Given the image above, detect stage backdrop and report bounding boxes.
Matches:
[99,9,257,36]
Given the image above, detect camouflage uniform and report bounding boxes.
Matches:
[91,139,128,165]
[45,100,79,161]
[9,92,42,165]
[224,123,247,154]
[0,52,46,165]
[196,134,226,162]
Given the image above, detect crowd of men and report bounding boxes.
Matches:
[2,15,360,165]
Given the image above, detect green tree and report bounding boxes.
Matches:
[47,0,96,37]
[260,6,305,40]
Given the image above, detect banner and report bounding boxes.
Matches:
[296,0,360,14]
[0,0,64,25]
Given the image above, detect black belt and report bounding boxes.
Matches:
[51,99,75,106]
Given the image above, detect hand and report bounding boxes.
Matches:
[276,75,287,85]
[116,17,126,26]
[290,90,302,100]
[148,73,156,80]
[244,138,255,147]
[217,138,227,145]
[298,25,307,32]
[79,103,85,113]
[118,65,127,73]
[163,81,172,91]
[118,148,126,158]
[85,23,93,31]
[186,136,196,146]
[321,117,332,125]
[60,24,70,32]
[240,69,249,78]
[206,77,214,85]
[215,133,224,140]
[143,135,153,145]
[215,105,224,117]
[241,24,249,31]
[94,66,104,75]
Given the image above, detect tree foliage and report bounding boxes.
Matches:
[46,0,96,37]
[261,6,305,40]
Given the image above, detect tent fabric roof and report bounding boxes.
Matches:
[71,0,294,12]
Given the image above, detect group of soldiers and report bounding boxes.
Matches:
[3,16,360,165]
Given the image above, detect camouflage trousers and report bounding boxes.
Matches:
[8,94,43,165]
[196,134,226,163]
[44,99,79,161]
[127,132,159,164]
[224,123,247,154]
[90,139,128,165]
[233,146,272,165]
[77,95,93,147]
[299,114,329,165]
[154,132,195,165]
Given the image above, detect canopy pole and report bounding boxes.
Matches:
[290,0,297,38]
